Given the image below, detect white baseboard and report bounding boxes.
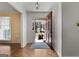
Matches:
[54,48,62,57]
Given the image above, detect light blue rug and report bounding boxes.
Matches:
[31,42,49,49]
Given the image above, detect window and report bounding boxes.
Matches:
[0,17,11,40]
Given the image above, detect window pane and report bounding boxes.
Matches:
[0,17,11,40]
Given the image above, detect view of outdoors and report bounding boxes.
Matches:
[33,20,46,42]
[0,17,11,40]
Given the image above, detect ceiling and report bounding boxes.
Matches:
[22,2,53,12]
[0,2,17,12]
[0,2,54,12]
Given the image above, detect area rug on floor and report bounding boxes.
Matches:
[31,42,49,49]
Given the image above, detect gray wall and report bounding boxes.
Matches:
[51,2,62,56]
[62,2,79,56]
[0,2,17,12]
[27,12,48,43]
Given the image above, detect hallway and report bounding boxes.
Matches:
[0,2,62,57]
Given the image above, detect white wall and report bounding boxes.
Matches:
[9,2,27,48]
[50,2,62,56]
[62,2,79,56]
[21,12,27,48]
[27,12,48,43]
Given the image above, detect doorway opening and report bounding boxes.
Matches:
[34,19,46,43]
[32,11,53,49]
[31,18,48,49]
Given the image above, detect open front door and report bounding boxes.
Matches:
[46,11,53,49]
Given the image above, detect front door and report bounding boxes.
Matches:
[46,11,53,49]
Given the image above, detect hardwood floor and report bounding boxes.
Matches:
[0,43,58,57]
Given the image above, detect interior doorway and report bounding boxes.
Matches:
[31,11,53,49]
[31,18,49,49]
[34,19,46,43]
